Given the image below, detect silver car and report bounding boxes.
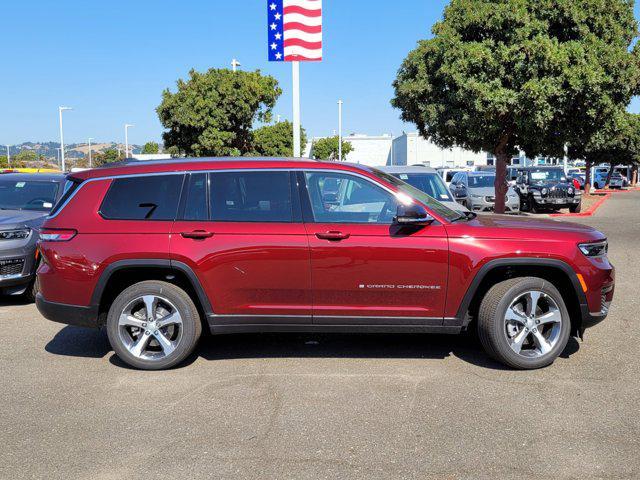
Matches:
[450,171,520,213]
[377,166,469,213]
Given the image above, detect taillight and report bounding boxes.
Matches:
[39,228,77,242]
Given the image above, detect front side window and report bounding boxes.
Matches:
[210,171,292,222]
[304,172,398,224]
[0,180,60,212]
[100,174,184,220]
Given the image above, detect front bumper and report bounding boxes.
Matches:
[36,293,100,328]
[534,195,581,208]
[470,196,520,213]
[0,247,38,293]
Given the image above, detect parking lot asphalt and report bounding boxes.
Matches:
[1,192,639,480]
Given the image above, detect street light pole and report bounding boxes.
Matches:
[337,100,343,161]
[124,124,134,158]
[6,145,10,167]
[58,106,72,172]
[88,137,93,168]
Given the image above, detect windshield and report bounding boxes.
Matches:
[528,169,565,183]
[370,169,461,222]
[0,180,59,211]
[468,175,496,188]
[391,173,454,202]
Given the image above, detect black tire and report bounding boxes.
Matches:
[477,277,571,369]
[106,281,202,370]
[569,202,581,213]
[529,197,539,213]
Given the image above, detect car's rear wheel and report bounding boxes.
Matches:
[477,277,570,369]
[106,281,202,370]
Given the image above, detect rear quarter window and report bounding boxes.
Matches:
[100,174,184,220]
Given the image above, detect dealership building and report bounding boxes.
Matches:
[307,132,487,168]
[307,132,565,169]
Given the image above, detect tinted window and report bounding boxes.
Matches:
[101,175,183,220]
[0,180,60,211]
[183,173,208,221]
[210,171,292,222]
[304,172,398,224]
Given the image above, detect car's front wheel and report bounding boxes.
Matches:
[569,202,582,213]
[106,281,202,370]
[477,277,570,369]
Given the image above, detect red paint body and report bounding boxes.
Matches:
[37,159,614,328]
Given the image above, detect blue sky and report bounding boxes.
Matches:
[1,0,639,146]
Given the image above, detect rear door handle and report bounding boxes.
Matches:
[315,231,350,241]
[180,230,214,239]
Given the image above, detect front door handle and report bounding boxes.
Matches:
[315,231,350,241]
[180,230,214,239]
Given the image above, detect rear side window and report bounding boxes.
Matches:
[100,175,184,220]
[209,171,292,222]
[50,177,82,216]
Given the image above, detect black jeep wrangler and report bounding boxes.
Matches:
[513,167,582,213]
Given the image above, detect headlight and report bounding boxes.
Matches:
[0,228,31,240]
[578,240,608,257]
[541,188,548,196]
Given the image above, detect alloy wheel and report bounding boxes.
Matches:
[503,290,563,358]
[117,295,183,360]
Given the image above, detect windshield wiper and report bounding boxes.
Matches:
[452,211,477,222]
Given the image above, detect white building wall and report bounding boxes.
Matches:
[343,134,392,166]
[393,132,487,168]
[308,132,487,168]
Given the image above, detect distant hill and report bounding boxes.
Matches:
[5,142,144,160]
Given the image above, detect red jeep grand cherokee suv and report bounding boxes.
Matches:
[36,159,614,370]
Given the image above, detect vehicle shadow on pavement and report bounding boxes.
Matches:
[45,325,111,359]
[44,326,581,371]
[0,296,33,307]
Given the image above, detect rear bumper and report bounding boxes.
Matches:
[36,293,99,328]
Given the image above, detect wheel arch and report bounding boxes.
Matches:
[91,259,213,327]
[457,258,586,335]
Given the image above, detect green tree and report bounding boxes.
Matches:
[142,141,160,154]
[251,121,307,157]
[572,112,640,190]
[392,0,640,213]
[14,150,37,165]
[157,68,282,156]
[93,148,122,167]
[311,136,353,160]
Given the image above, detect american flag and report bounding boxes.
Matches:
[267,0,322,62]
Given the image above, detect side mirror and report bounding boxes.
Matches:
[394,203,434,226]
[452,187,466,198]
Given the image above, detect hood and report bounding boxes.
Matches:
[0,209,48,231]
[450,213,604,243]
[469,186,518,196]
[528,181,572,190]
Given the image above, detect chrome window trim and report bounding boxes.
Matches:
[47,167,410,220]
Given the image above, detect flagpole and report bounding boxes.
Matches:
[292,60,301,157]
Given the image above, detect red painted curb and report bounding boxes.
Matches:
[593,188,639,194]
[549,194,611,218]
